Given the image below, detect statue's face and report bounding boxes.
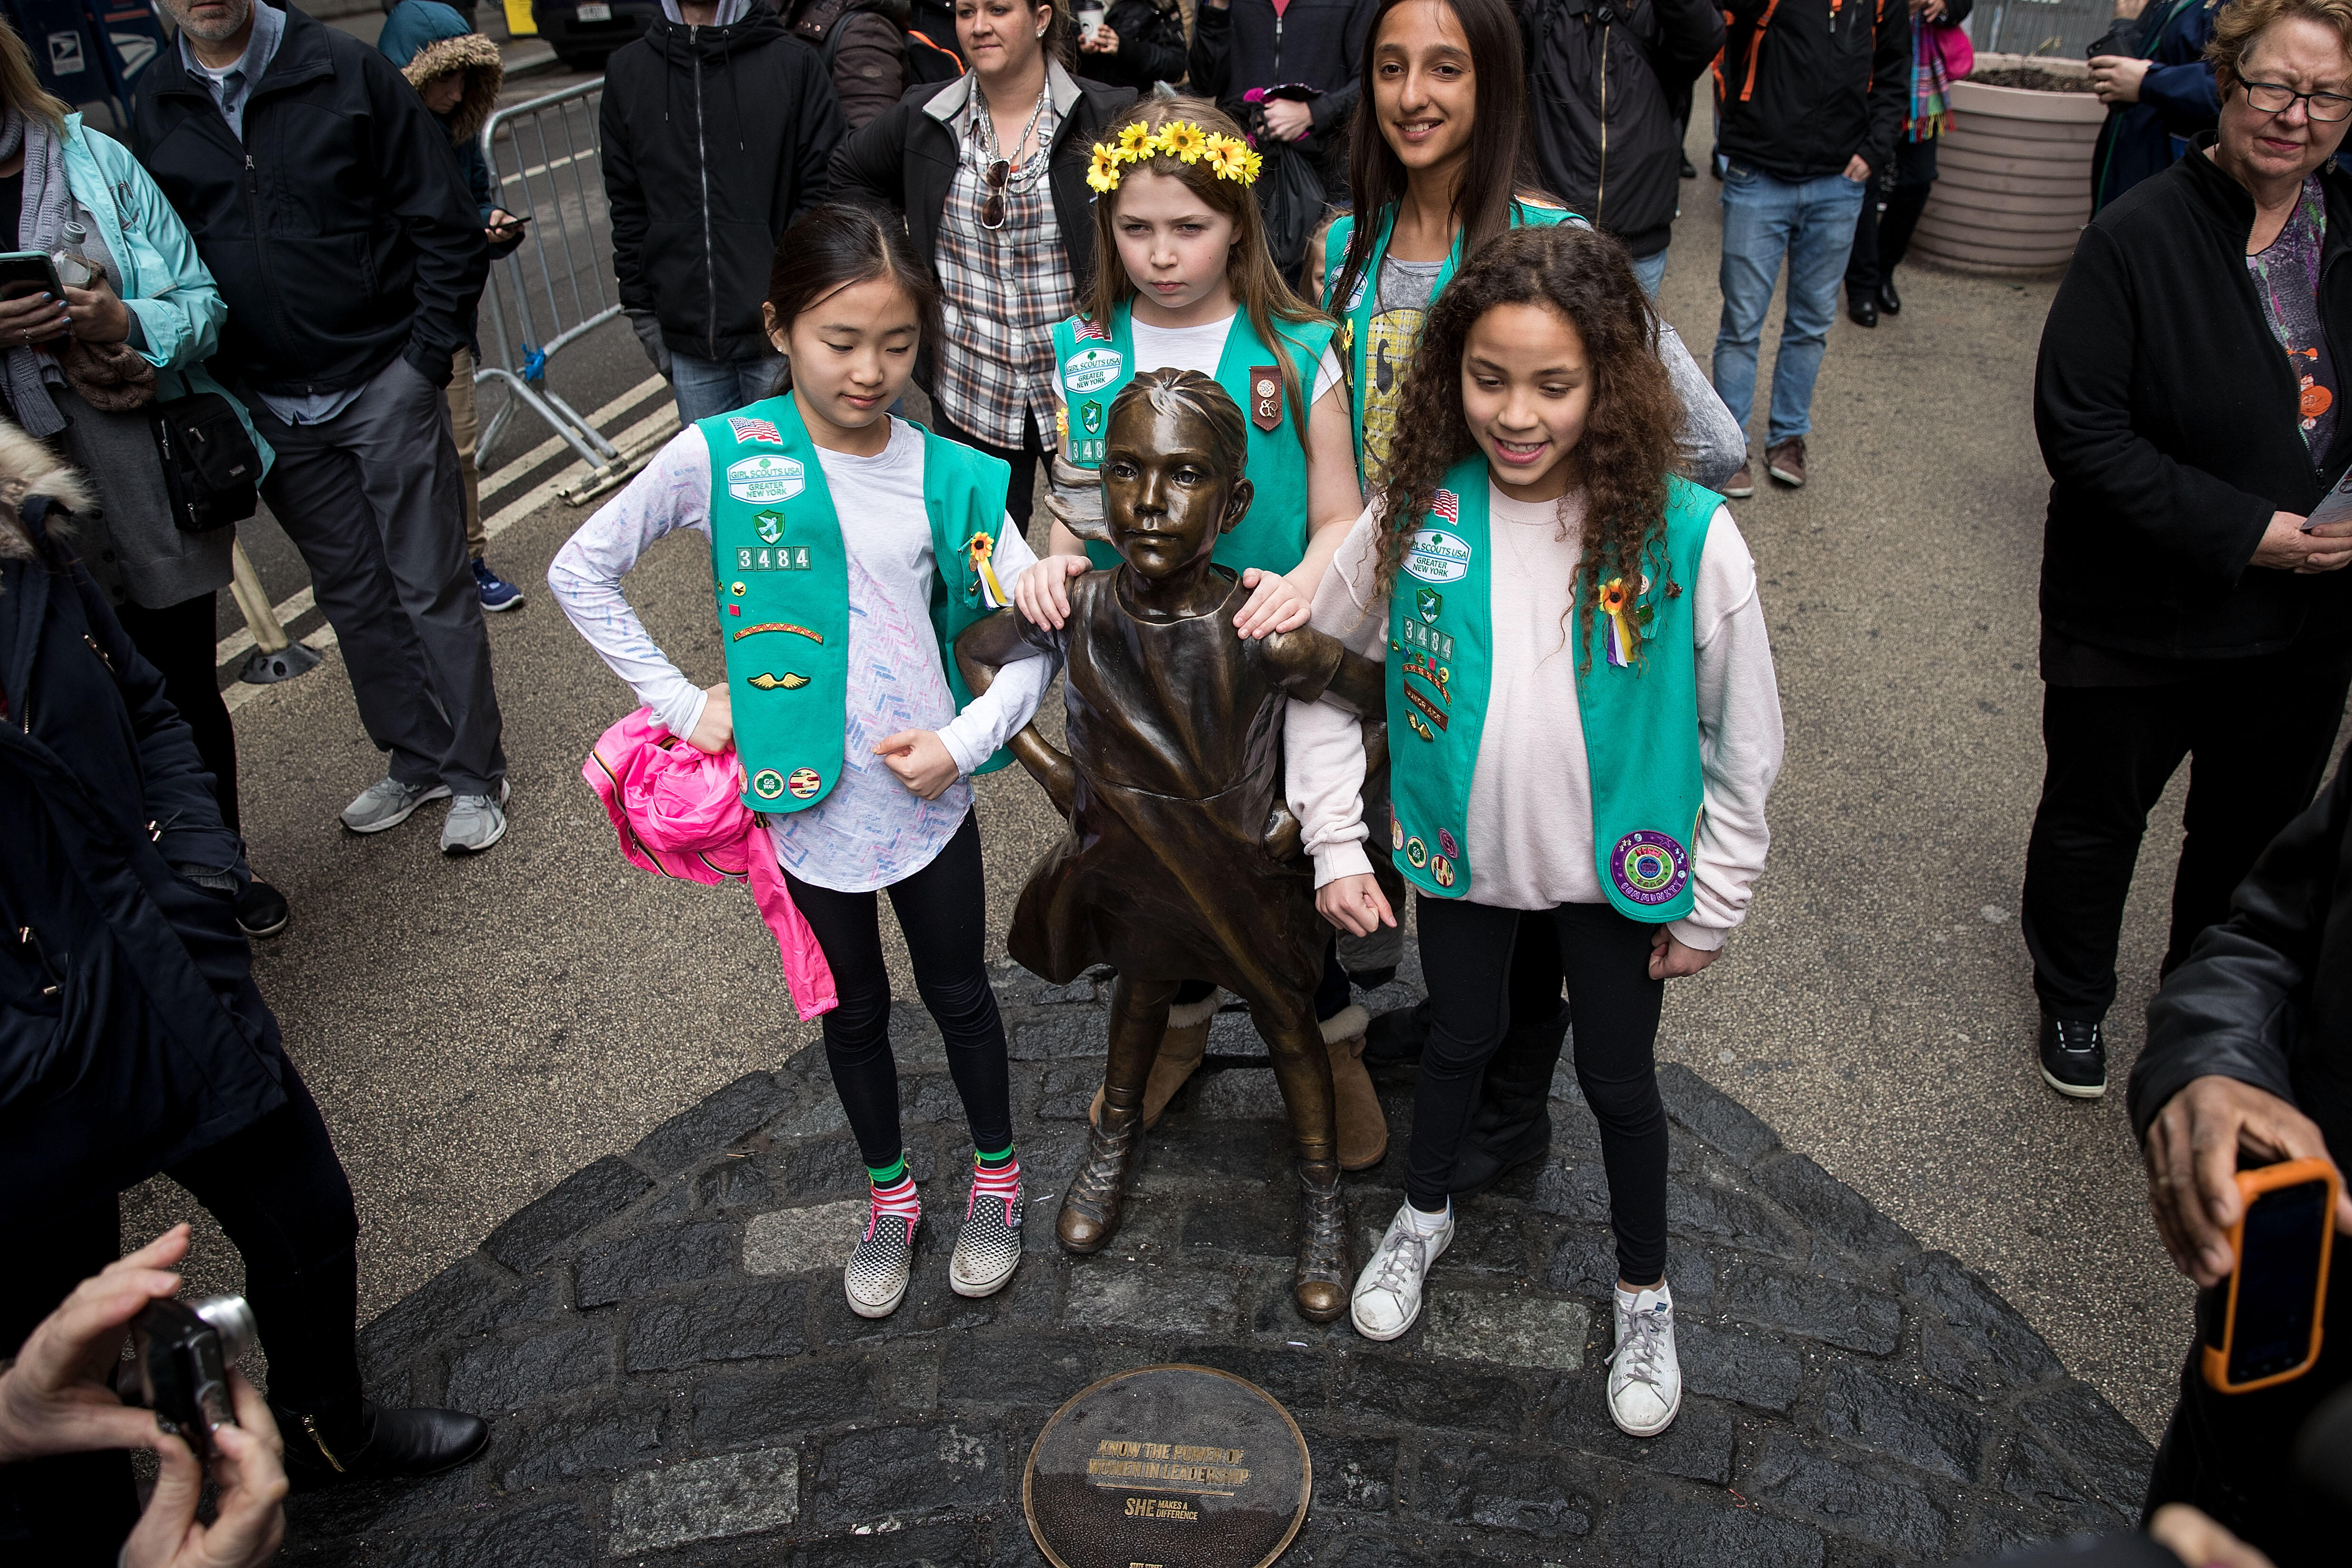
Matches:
[1101,396,1247,581]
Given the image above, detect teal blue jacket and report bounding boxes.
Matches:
[61,114,271,474]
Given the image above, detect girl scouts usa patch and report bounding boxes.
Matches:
[1403,526,1471,584]
[1610,830,1689,906]
[1063,346,1123,394]
[728,455,804,503]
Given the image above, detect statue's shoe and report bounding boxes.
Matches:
[1057,1108,1144,1254]
[1294,1159,1351,1323]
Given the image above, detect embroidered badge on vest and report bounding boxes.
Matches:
[1074,316,1113,343]
[1064,345,1122,393]
[1249,365,1283,432]
[728,455,804,503]
[1610,830,1690,906]
[728,415,783,445]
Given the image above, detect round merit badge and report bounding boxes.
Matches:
[787,767,823,800]
[1438,828,1459,860]
[1610,830,1689,905]
[750,768,786,800]
[1405,836,1428,869]
[1430,854,1455,889]
[1391,813,1404,852]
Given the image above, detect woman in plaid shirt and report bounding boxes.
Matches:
[830,0,1138,530]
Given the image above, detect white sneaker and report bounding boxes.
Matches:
[1349,1201,1452,1341]
[846,1203,917,1318]
[1608,1284,1682,1437]
[339,775,450,833]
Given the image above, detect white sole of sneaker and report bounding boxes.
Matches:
[442,816,508,856]
[2040,1068,2107,1099]
[482,595,526,613]
[1723,482,1754,499]
[950,1255,1020,1298]
[1766,467,1804,488]
[846,1278,909,1319]
[1350,1299,1421,1342]
[342,784,451,834]
[1609,1386,1682,1438]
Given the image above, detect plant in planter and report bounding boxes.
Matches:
[1913,52,2108,274]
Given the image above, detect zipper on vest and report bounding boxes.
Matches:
[1596,21,1609,224]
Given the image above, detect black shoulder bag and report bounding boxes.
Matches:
[150,392,262,533]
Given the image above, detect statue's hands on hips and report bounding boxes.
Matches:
[875,730,960,800]
[1317,873,1395,937]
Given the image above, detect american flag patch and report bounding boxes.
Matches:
[728,416,783,446]
[1073,317,1112,343]
[1431,489,1459,524]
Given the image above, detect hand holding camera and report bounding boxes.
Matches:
[0,1225,287,1568]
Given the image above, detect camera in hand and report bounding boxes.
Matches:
[122,1294,255,1460]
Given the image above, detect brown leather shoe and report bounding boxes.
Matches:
[1321,1005,1389,1171]
[1057,1105,1144,1254]
[1087,992,1218,1131]
[1722,459,1755,499]
[1294,1159,1351,1323]
[1765,436,1807,488]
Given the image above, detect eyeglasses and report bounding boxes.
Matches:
[980,159,1010,231]
[2241,78,2352,122]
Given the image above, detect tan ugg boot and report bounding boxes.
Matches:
[1321,1004,1389,1171]
[1089,991,1219,1130]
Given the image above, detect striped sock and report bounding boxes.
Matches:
[868,1166,920,1235]
[969,1148,1021,1222]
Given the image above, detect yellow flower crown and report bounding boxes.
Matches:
[1087,120,1263,194]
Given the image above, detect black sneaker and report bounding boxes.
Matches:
[2038,1014,2106,1098]
[235,879,290,939]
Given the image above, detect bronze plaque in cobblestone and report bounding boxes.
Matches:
[1023,1363,1310,1568]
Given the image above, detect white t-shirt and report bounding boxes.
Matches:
[1127,312,1345,406]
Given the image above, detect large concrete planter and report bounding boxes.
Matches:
[1913,54,2108,275]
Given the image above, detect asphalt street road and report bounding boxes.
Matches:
[128,110,2300,1449]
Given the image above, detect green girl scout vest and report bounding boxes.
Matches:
[699,394,1016,814]
[1384,456,1720,923]
[1319,199,1583,483]
[1050,302,1337,576]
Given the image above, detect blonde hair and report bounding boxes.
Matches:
[2207,0,2352,88]
[0,17,70,131]
[1083,97,1332,456]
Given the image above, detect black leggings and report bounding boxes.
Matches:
[115,591,240,834]
[1411,896,1668,1285]
[0,1058,362,1563]
[782,812,1013,1169]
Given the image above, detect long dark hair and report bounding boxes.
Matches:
[765,205,945,394]
[1331,0,1539,314]
[1372,225,1685,669]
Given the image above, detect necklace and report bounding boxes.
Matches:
[971,80,1052,190]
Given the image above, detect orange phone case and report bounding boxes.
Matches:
[2200,1156,2339,1394]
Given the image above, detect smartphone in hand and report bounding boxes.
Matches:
[2199,1157,2339,1393]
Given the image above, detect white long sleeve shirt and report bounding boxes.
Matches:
[1284,485,1784,950]
[549,417,1052,892]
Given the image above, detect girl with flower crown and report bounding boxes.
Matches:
[1290,223,1783,1437]
[1011,96,1396,1167]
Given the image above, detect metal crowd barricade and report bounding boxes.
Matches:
[477,77,646,504]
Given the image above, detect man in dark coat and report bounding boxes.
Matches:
[137,0,508,858]
[0,433,487,1562]
[2088,0,2223,214]
[1518,0,1725,298]
[787,0,911,130]
[1190,0,1380,195]
[604,0,845,421]
[2131,756,2352,1567]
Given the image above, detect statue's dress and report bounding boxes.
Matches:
[1011,566,1333,1014]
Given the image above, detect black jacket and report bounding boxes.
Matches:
[2133,756,2352,1212]
[828,67,1138,306]
[131,4,486,395]
[1079,0,1190,95]
[1189,0,1378,160]
[2035,141,2352,661]
[1717,0,1909,183]
[1518,0,1725,259]
[603,6,845,363]
[0,503,285,1238]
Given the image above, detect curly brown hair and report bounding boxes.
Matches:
[1371,223,1686,667]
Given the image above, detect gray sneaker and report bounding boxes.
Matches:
[440,791,508,855]
[341,776,451,834]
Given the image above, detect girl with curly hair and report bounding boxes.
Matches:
[1286,223,1784,1436]
[1016,97,1393,1165]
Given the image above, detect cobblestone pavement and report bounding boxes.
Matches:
[280,965,2152,1567]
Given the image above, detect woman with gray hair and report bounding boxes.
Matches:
[0,16,284,937]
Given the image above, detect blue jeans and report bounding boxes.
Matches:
[1629,246,1668,302]
[1711,164,1868,448]
[671,349,786,425]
